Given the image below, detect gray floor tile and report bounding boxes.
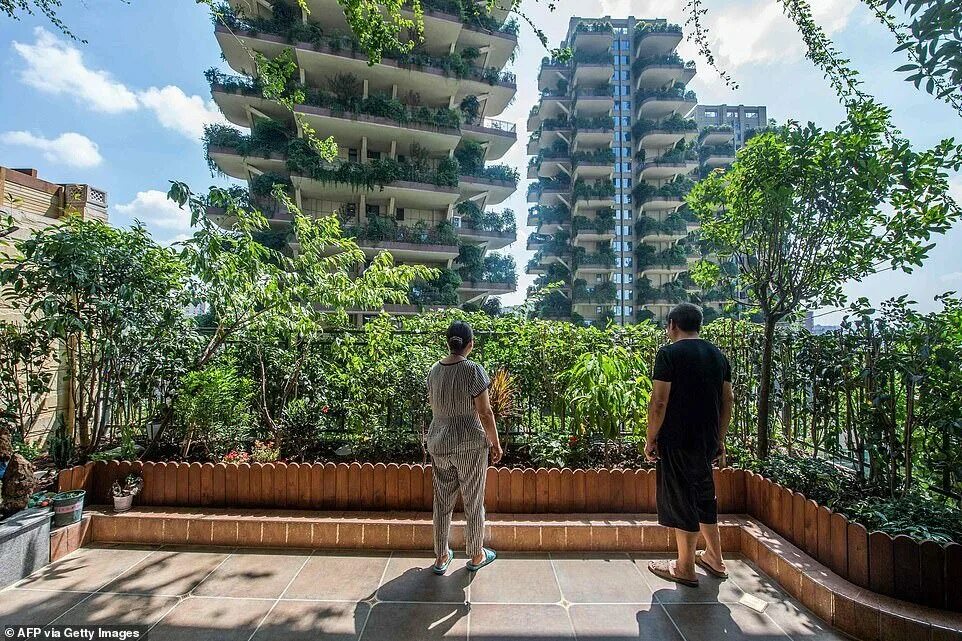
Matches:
[98,549,230,596]
[468,554,562,604]
[469,604,575,640]
[763,598,852,640]
[0,588,90,626]
[285,552,389,601]
[193,549,309,598]
[149,596,274,641]
[53,593,179,626]
[663,603,792,641]
[17,545,156,592]
[551,554,653,604]
[361,602,469,640]
[377,555,470,603]
[568,604,685,641]
[631,556,746,604]
[252,600,369,641]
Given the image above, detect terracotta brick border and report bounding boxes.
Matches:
[57,462,959,613]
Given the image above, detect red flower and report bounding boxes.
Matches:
[569,435,579,446]
[322,406,329,414]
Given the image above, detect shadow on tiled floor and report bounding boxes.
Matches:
[0,545,852,640]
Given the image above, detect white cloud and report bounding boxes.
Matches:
[12,27,139,114]
[137,86,229,140]
[12,28,227,142]
[940,272,962,283]
[115,190,191,233]
[1,130,103,168]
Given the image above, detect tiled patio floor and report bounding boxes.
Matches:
[0,545,850,640]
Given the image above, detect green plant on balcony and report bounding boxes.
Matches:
[660,176,696,198]
[635,82,698,105]
[698,124,734,141]
[572,212,615,235]
[203,120,291,174]
[572,115,614,131]
[572,149,615,165]
[541,115,571,131]
[632,114,697,139]
[572,50,614,65]
[633,21,682,42]
[574,246,615,268]
[573,178,615,201]
[285,138,459,189]
[215,3,514,85]
[631,52,695,75]
[574,86,614,99]
[482,253,518,285]
[457,202,517,234]
[542,79,569,97]
[532,263,572,289]
[345,216,458,246]
[652,142,698,164]
[529,204,571,226]
[528,176,572,200]
[409,268,462,305]
[301,82,461,130]
[204,68,262,94]
[699,143,736,161]
[575,21,613,33]
[635,276,659,302]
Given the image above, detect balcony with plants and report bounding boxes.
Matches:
[573,178,615,204]
[573,245,616,271]
[527,203,571,229]
[633,20,683,53]
[456,244,518,290]
[454,201,517,248]
[699,124,735,145]
[635,82,698,120]
[215,3,517,89]
[634,213,689,239]
[527,176,572,203]
[343,216,459,249]
[632,52,696,88]
[639,143,699,180]
[572,208,616,240]
[632,114,698,147]
[571,279,617,304]
[700,142,737,167]
[635,242,692,271]
[571,49,614,85]
[537,55,572,91]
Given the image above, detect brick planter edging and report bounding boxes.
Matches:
[58,462,959,612]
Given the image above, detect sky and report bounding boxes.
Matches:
[0,0,960,322]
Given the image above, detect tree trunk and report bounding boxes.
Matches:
[756,317,777,459]
[903,378,914,496]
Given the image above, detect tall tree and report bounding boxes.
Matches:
[686,101,962,458]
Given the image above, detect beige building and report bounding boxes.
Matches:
[1,166,109,441]
[206,0,520,318]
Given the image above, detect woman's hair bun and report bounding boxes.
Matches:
[448,336,464,347]
[446,320,473,353]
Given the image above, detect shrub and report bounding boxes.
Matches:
[174,363,254,459]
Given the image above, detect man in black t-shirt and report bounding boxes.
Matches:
[644,303,734,588]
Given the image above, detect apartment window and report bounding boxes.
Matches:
[343,203,357,218]
[615,27,628,34]
[624,178,632,188]
[619,116,630,126]
[745,111,758,118]
[622,289,633,301]
[395,207,405,221]
[704,110,717,118]
[613,273,623,283]
[348,148,359,163]
[622,146,630,157]
[625,273,634,284]
[368,150,382,160]
[621,100,631,110]
[624,241,633,251]
[622,225,632,236]
[620,55,629,65]
[621,83,630,94]
[626,305,633,315]
[622,208,632,220]
[727,111,737,118]
[620,38,629,50]
[613,306,622,315]
[366,204,381,216]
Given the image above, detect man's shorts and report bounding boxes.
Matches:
[656,446,718,533]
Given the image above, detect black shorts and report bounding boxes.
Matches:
[656,447,718,533]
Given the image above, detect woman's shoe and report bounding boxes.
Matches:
[466,548,497,572]
[433,549,453,575]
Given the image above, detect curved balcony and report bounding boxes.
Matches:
[636,88,698,121]
[700,126,735,146]
[527,182,571,207]
[459,172,517,206]
[215,26,516,117]
[206,146,288,182]
[572,228,615,246]
[526,232,552,251]
[459,279,516,298]
[572,88,614,117]
[572,62,614,86]
[538,60,571,92]
[210,83,291,127]
[455,221,516,250]
[638,193,685,213]
[571,151,615,180]
[637,128,698,151]
[294,104,461,155]
[531,153,572,180]
[461,118,517,161]
[702,153,735,168]
[639,160,698,181]
[574,257,616,278]
[572,22,614,53]
[634,61,696,91]
[634,22,683,58]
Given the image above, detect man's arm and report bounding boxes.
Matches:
[717,381,734,465]
[645,380,671,461]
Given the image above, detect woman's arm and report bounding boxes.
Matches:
[473,390,503,463]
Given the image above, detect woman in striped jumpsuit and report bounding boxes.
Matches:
[426,320,503,574]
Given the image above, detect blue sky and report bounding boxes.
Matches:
[0,0,959,320]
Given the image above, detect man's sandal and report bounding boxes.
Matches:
[648,560,699,588]
[694,551,729,579]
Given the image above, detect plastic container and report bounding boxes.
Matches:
[52,490,85,527]
[113,494,134,513]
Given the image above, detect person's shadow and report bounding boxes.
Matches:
[642,577,755,641]
[353,563,472,640]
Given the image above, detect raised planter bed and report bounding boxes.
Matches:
[57,461,961,613]
[0,507,52,589]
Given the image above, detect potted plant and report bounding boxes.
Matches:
[111,474,143,513]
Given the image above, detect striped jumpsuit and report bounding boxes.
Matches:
[426,359,491,559]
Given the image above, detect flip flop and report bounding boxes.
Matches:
[695,551,729,579]
[466,548,497,572]
[648,560,699,588]
[433,549,453,575]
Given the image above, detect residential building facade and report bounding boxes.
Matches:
[0,166,109,440]
[205,0,520,318]
[526,16,702,325]
[694,104,768,149]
